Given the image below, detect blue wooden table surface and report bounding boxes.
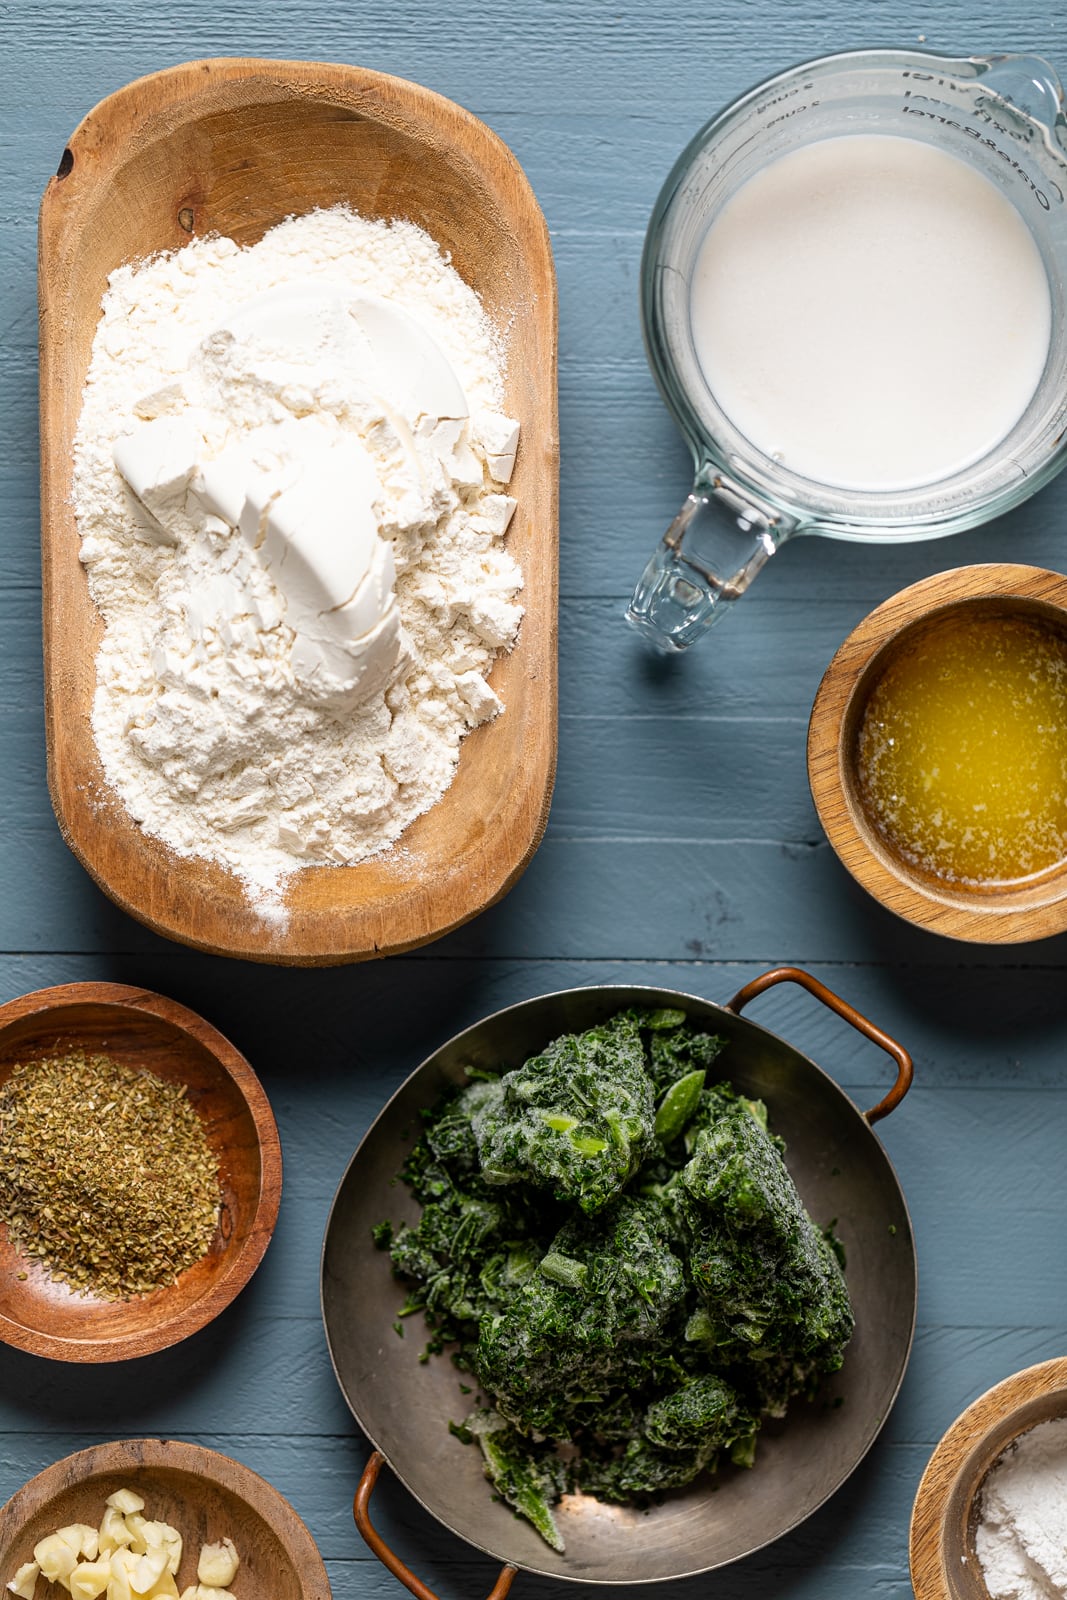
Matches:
[4,3,1067,1597]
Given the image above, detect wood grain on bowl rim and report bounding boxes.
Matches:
[910,1355,1067,1600]
[0,1438,330,1600]
[38,56,559,965]
[0,982,281,1362]
[807,563,1067,944]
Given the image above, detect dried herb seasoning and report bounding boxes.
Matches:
[0,1048,220,1299]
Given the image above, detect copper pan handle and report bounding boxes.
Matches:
[354,1450,519,1600]
[725,966,913,1125]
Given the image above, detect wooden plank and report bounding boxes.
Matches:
[4,3,1061,120]
[7,808,1067,963]
[0,955,1064,1090]
[0,1433,928,1595]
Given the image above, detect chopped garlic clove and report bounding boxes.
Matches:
[105,1492,145,1518]
[192,1589,235,1600]
[107,1548,138,1600]
[34,1533,78,1588]
[134,1523,179,1572]
[98,1509,134,1556]
[123,1519,148,1557]
[142,1574,177,1600]
[195,1541,238,1589]
[7,1561,39,1599]
[69,1560,111,1600]
[157,1529,181,1578]
[58,1526,99,1560]
[129,1550,166,1596]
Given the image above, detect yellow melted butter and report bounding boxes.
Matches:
[855,611,1067,885]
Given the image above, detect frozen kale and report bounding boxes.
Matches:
[387,1080,555,1354]
[378,1010,853,1552]
[670,1093,853,1410]
[476,1196,688,1438]
[462,1409,568,1553]
[472,1012,657,1214]
[581,1374,757,1500]
[645,1013,727,1096]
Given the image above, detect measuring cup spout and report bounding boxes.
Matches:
[626,479,790,651]
[974,52,1065,133]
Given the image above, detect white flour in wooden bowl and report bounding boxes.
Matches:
[72,207,523,925]
[975,1417,1067,1599]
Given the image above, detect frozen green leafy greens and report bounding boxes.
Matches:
[473,1010,656,1213]
[377,1009,853,1553]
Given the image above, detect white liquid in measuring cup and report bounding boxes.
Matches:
[690,134,1052,492]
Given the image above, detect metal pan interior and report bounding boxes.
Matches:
[321,984,916,1584]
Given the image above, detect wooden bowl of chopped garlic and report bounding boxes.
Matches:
[0,983,281,1362]
[910,1355,1067,1600]
[0,1439,329,1600]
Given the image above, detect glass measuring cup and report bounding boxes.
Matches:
[627,48,1067,652]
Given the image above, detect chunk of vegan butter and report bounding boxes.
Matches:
[252,430,382,610]
[112,273,514,723]
[347,292,469,422]
[211,281,470,426]
[250,430,402,692]
[113,419,201,545]
[475,413,521,484]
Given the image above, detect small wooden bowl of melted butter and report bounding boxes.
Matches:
[808,563,1067,943]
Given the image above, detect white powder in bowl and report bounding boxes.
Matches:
[72,207,524,925]
[975,1416,1067,1599]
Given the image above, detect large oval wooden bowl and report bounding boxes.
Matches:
[0,1439,330,1600]
[808,564,1067,943]
[38,58,558,965]
[0,983,281,1361]
[910,1357,1067,1600]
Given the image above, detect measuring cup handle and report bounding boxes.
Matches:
[976,52,1065,131]
[354,1450,519,1600]
[626,480,790,651]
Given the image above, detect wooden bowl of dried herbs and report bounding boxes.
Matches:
[0,982,281,1361]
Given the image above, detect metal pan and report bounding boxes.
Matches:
[321,967,916,1594]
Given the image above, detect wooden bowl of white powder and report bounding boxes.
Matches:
[38,58,557,963]
[910,1356,1067,1600]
